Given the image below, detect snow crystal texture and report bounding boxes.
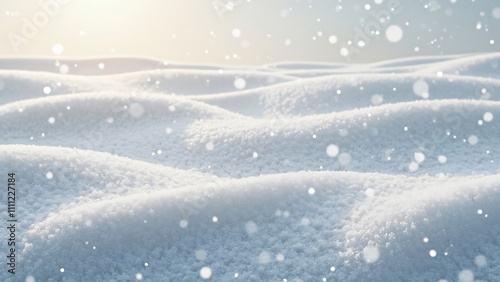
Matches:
[0,53,499,281]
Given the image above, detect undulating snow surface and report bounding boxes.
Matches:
[0,53,499,282]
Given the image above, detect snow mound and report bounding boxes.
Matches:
[22,172,500,281]
[0,145,218,233]
[0,53,499,281]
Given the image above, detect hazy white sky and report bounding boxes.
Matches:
[0,0,499,64]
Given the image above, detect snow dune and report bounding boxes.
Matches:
[0,53,499,281]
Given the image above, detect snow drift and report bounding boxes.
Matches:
[0,53,499,281]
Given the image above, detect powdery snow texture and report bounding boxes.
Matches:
[0,53,499,281]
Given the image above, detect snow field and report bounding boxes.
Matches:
[0,53,499,281]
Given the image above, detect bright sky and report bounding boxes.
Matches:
[0,0,499,65]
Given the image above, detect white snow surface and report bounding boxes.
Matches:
[0,53,499,281]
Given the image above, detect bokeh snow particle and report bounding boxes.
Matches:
[328,35,338,44]
[199,267,212,279]
[179,220,188,228]
[365,188,375,197]
[275,209,282,217]
[409,162,419,172]
[438,155,447,164]
[98,63,105,70]
[205,142,215,151]
[493,7,500,19]
[232,28,241,38]
[300,217,310,226]
[234,77,246,89]
[429,249,437,257]
[135,273,143,281]
[276,253,285,262]
[483,112,494,122]
[59,268,65,273]
[245,221,258,235]
[48,117,55,124]
[85,219,92,227]
[413,80,429,98]
[414,152,425,164]
[128,103,145,118]
[59,64,69,74]
[43,86,52,94]
[258,251,272,264]
[52,43,64,55]
[338,153,351,165]
[458,269,474,282]
[385,25,403,43]
[195,249,207,261]
[475,255,487,267]
[371,94,384,105]
[468,135,478,145]
[46,171,53,180]
[340,47,349,57]
[308,187,316,195]
[362,245,380,263]
[427,1,441,11]
[25,275,36,282]
[326,144,339,157]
